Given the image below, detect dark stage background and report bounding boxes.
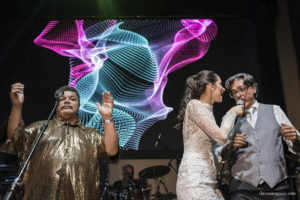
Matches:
[0,0,288,159]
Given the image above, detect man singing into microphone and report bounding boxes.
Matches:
[0,83,119,200]
[215,73,300,199]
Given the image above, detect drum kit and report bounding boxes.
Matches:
[100,165,176,200]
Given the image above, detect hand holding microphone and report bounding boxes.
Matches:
[231,99,247,150]
[230,99,244,117]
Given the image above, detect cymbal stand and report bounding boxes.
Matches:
[157,137,180,174]
[159,176,169,194]
[167,159,178,174]
[153,176,169,200]
[153,177,161,200]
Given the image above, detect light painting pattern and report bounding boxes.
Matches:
[34,19,218,149]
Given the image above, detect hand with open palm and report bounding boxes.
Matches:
[96,91,114,120]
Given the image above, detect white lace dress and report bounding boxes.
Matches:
[176,99,237,200]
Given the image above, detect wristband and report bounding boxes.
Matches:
[104,119,113,123]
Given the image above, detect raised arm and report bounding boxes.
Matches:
[275,105,300,153]
[7,83,24,139]
[187,100,242,144]
[96,91,119,157]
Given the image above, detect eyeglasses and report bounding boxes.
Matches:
[229,86,249,98]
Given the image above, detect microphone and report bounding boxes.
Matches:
[236,99,244,105]
[154,133,162,148]
[234,99,247,152]
[234,99,245,132]
[236,99,245,118]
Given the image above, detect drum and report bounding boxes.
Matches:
[100,183,115,200]
[118,183,145,200]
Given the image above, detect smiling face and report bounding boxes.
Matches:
[211,76,225,103]
[230,78,257,109]
[56,90,79,122]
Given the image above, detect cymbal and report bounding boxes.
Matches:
[139,165,170,179]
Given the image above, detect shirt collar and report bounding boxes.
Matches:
[246,100,259,113]
[53,115,86,129]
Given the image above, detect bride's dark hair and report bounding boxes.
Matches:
[174,70,218,130]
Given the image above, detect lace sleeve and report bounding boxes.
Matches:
[187,100,237,144]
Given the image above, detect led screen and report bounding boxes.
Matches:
[34,19,218,149]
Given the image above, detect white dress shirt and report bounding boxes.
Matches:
[214,101,300,163]
[245,101,300,184]
[245,101,295,130]
[245,101,300,149]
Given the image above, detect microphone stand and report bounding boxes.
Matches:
[3,99,59,200]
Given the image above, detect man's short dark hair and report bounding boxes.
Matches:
[56,85,80,106]
[225,73,258,98]
[122,164,134,172]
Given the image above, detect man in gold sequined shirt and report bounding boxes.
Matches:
[0,83,119,200]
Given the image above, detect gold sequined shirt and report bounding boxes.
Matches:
[0,116,110,200]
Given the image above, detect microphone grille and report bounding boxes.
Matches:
[236,100,244,105]
[54,90,60,98]
[54,90,64,99]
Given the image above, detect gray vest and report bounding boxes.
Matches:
[231,103,288,188]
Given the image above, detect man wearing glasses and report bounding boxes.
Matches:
[215,73,300,200]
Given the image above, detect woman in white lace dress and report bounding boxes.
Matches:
[175,70,243,200]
